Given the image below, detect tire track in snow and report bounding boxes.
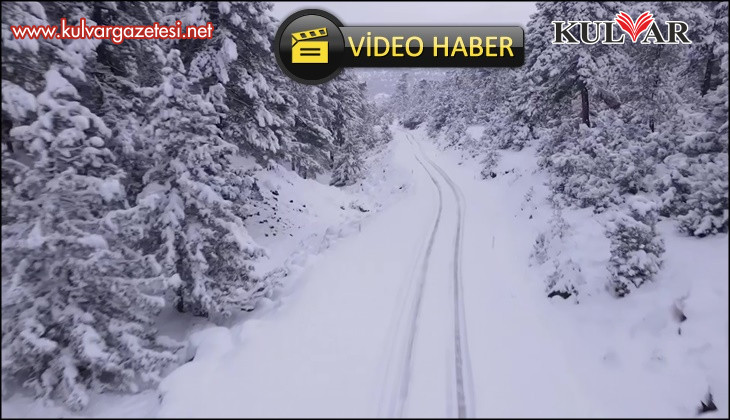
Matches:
[378,134,445,418]
[413,136,475,418]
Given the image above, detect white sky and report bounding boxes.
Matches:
[271,2,537,27]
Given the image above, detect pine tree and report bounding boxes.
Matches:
[288,82,336,178]
[401,78,429,129]
[607,197,665,297]
[135,48,266,319]
[2,3,178,409]
[88,1,164,200]
[330,135,364,187]
[392,72,410,119]
[442,116,472,149]
[166,1,296,162]
[328,71,374,187]
[426,85,456,137]
[654,2,729,236]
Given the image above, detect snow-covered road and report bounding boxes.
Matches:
[156,128,596,418]
[378,134,474,418]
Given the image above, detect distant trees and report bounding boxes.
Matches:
[391,1,728,297]
[1,1,385,410]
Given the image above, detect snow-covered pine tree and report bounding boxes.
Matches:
[401,78,429,129]
[391,72,411,121]
[682,1,728,97]
[135,47,266,319]
[288,82,336,179]
[166,1,296,163]
[674,154,728,236]
[534,2,627,126]
[652,1,728,236]
[451,70,481,125]
[366,100,394,147]
[329,72,374,187]
[2,3,178,410]
[607,197,665,297]
[479,142,501,179]
[426,80,457,137]
[548,107,657,211]
[88,1,165,200]
[525,2,633,192]
[675,2,728,236]
[611,2,690,137]
[659,97,729,236]
[442,116,472,150]
[330,134,364,187]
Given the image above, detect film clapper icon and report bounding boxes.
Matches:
[292,27,328,64]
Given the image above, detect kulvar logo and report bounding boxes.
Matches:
[614,11,654,42]
[552,11,691,45]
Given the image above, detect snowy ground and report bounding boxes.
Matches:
[2,127,727,418]
[445,125,728,418]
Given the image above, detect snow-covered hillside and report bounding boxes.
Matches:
[434,125,729,418]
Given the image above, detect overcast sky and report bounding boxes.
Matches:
[271,2,537,27]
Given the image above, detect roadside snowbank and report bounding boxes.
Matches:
[155,133,432,417]
[156,139,410,417]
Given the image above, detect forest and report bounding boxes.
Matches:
[2,1,389,410]
[392,1,727,299]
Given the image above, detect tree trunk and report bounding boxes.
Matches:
[176,288,184,313]
[580,82,590,127]
[701,54,714,96]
